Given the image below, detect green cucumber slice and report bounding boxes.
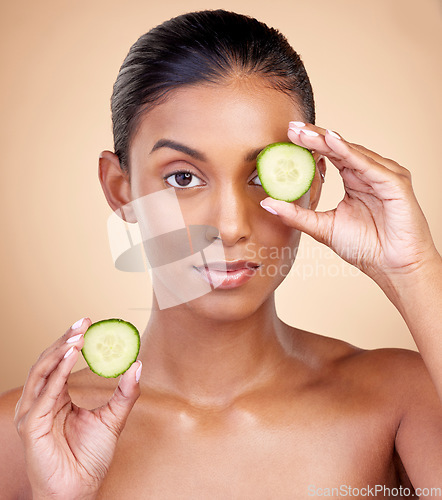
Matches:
[82,319,140,378]
[257,142,316,202]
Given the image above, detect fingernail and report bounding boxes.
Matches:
[326,129,341,139]
[71,318,85,330]
[66,333,83,344]
[260,201,278,215]
[288,126,301,135]
[135,361,143,383]
[289,121,305,128]
[301,129,319,137]
[64,346,75,359]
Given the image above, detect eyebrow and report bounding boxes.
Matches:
[150,138,265,164]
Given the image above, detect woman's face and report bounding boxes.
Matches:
[126,76,322,320]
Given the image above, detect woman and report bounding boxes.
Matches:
[1,10,441,499]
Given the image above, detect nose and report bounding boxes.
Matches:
[211,183,253,247]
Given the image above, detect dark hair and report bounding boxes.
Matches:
[111,9,315,172]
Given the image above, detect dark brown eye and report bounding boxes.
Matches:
[175,172,192,186]
[165,171,204,189]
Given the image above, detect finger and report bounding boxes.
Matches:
[16,346,80,440]
[288,123,406,176]
[323,130,403,181]
[95,361,142,437]
[288,126,400,187]
[288,121,327,136]
[349,143,412,179]
[260,198,334,246]
[288,121,386,162]
[15,318,90,420]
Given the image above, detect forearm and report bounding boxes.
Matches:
[375,253,442,400]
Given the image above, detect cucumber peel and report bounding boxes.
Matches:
[257,142,316,202]
[82,319,140,378]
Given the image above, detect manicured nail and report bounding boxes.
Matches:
[135,361,143,383]
[326,129,341,139]
[260,201,278,215]
[289,121,305,128]
[66,333,83,344]
[64,346,75,359]
[288,126,301,135]
[301,129,319,137]
[71,318,85,330]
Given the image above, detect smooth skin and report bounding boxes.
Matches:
[0,77,441,499]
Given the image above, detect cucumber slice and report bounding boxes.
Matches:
[82,319,140,378]
[257,142,316,202]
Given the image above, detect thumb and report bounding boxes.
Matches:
[260,198,333,247]
[98,360,142,435]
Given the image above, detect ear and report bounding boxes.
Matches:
[98,151,137,223]
[308,154,326,211]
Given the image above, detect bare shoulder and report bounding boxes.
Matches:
[0,385,30,498]
[349,347,442,487]
[294,331,442,486]
[339,345,439,405]
[292,327,439,406]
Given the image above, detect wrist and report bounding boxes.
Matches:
[373,253,442,331]
[371,251,442,303]
[32,491,98,500]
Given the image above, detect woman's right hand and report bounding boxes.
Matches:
[14,318,142,500]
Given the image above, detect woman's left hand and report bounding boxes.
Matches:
[260,123,441,287]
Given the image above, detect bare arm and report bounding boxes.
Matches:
[375,254,442,401]
[394,352,442,497]
[0,388,31,499]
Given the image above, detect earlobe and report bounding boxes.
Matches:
[308,155,326,211]
[98,151,137,223]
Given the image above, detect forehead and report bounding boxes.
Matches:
[129,77,304,165]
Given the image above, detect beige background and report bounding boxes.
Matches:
[0,0,440,393]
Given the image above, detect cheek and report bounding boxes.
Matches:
[260,211,300,247]
[259,193,309,268]
[248,218,301,270]
[271,229,301,272]
[130,174,164,200]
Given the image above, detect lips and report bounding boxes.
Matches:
[194,260,260,289]
[208,260,260,271]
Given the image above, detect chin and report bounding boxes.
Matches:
[183,291,268,323]
[150,261,290,322]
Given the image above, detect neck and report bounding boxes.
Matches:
[138,295,291,409]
